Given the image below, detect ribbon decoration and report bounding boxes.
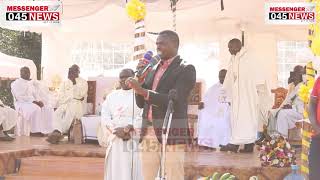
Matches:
[170,0,179,31]
[221,0,224,11]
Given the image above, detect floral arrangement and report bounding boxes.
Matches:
[126,0,146,22]
[258,135,296,168]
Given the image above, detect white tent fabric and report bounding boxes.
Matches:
[5,0,308,37]
[1,0,310,89]
[0,52,37,79]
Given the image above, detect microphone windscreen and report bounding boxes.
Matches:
[168,89,177,101]
[143,51,153,61]
[149,55,161,66]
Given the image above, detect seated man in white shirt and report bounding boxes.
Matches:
[46,65,88,144]
[197,69,230,150]
[268,72,304,137]
[0,99,17,141]
[11,67,52,136]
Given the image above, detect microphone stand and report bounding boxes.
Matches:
[156,90,176,180]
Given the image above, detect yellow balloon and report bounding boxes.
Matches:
[126,0,146,21]
[311,37,320,56]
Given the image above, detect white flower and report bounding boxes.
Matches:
[272,159,279,165]
[286,142,291,149]
[280,162,285,167]
[262,156,267,161]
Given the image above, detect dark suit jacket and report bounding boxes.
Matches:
[136,56,196,145]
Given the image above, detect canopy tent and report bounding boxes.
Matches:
[0,52,37,80]
[1,0,311,89]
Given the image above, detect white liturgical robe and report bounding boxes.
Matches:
[101,89,143,180]
[198,83,231,148]
[0,100,17,131]
[53,77,88,134]
[11,78,52,135]
[223,49,260,145]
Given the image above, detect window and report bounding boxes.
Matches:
[71,40,220,88]
[71,41,133,77]
[277,41,309,87]
[180,43,220,89]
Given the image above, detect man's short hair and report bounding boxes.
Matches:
[159,30,180,48]
[229,38,241,45]
[121,68,135,76]
[219,69,227,73]
[20,66,29,72]
[70,64,80,70]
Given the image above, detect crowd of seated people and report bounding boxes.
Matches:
[0,64,88,144]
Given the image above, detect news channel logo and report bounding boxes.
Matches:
[265,2,316,25]
[0,0,62,27]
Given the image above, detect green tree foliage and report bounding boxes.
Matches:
[0,83,14,108]
[0,27,42,79]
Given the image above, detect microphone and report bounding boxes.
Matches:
[168,89,177,102]
[136,51,161,77]
[167,89,177,113]
[162,89,177,134]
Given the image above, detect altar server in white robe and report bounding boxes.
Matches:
[268,72,304,137]
[0,99,17,141]
[220,38,259,153]
[46,64,88,144]
[102,69,143,180]
[198,69,230,148]
[11,67,51,135]
[97,90,115,147]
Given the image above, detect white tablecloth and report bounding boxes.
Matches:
[81,115,101,140]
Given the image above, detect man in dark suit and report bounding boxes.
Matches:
[126,30,196,180]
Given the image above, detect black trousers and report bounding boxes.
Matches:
[309,134,320,180]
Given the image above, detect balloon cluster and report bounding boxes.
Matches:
[309,0,320,56]
[126,0,146,21]
[298,62,316,117]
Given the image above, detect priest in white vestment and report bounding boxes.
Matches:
[221,39,259,153]
[11,67,51,136]
[268,72,304,137]
[102,69,143,180]
[198,69,230,149]
[0,99,17,141]
[31,80,54,134]
[46,65,88,144]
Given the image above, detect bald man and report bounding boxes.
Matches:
[102,69,143,180]
[11,67,52,135]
